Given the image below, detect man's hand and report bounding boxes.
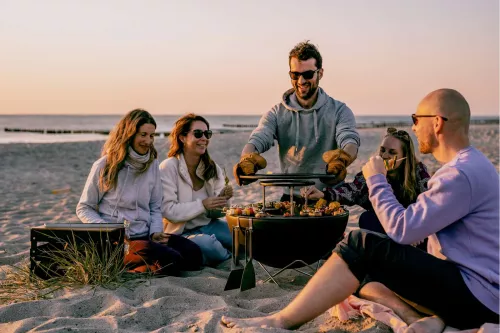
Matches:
[202,196,228,210]
[362,156,387,179]
[151,232,170,244]
[233,153,267,186]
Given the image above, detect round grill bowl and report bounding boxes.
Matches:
[226,211,349,269]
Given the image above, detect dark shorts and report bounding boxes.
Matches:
[333,230,499,329]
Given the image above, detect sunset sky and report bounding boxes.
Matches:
[0,0,498,116]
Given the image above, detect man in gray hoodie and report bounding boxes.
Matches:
[233,41,360,198]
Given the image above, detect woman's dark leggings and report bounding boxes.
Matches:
[125,234,202,276]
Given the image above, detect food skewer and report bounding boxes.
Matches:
[223,167,230,186]
[384,157,407,170]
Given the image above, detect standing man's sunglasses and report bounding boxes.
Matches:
[411,114,448,125]
[289,69,320,80]
[187,129,213,139]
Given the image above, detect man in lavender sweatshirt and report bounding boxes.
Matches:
[221,89,499,331]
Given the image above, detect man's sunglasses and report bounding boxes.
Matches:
[188,129,213,139]
[289,69,320,80]
[411,114,448,125]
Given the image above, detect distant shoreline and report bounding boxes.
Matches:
[222,118,499,129]
[6,118,497,136]
[1,113,499,118]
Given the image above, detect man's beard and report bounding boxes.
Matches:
[295,79,319,100]
[418,135,435,154]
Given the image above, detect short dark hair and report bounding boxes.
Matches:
[289,40,322,69]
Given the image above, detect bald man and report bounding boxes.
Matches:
[221,89,499,332]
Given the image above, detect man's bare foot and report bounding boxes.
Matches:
[404,316,446,333]
[220,313,289,329]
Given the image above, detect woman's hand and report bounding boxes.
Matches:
[151,232,170,244]
[300,186,324,200]
[203,196,228,210]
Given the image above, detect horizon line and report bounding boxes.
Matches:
[0,113,498,118]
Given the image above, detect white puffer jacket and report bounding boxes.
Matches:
[159,154,225,235]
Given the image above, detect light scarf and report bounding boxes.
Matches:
[125,146,150,170]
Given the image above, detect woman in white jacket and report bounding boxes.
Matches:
[160,113,233,266]
[77,109,202,275]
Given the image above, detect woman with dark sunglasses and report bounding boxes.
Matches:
[159,113,233,266]
[302,127,431,246]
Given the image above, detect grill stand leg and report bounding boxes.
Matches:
[257,260,321,287]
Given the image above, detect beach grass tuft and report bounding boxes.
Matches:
[0,233,159,305]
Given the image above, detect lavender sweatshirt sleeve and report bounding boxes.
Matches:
[366,166,471,245]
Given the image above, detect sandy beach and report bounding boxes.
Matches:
[0,125,498,332]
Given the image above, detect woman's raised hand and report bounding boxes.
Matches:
[300,186,324,200]
[203,196,228,210]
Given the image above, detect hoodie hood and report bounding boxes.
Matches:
[247,86,360,192]
[281,87,329,151]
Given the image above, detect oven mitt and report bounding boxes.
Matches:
[233,153,267,186]
[320,149,353,185]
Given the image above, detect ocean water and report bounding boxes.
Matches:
[0,114,497,144]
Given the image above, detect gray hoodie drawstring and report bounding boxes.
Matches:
[134,176,140,221]
[295,111,300,153]
[313,109,319,143]
[112,165,130,219]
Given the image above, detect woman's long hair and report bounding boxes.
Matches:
[99,109,158,191]
[385,128,418,204]
[168,113,217,181]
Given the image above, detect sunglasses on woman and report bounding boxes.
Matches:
[188,129,213,139]
[289,69,320,80]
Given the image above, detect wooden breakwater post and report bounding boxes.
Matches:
[4,128,171,137]
[4,128,112,135]
[4,118,497,136]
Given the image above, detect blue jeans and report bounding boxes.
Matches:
[182,219,232,266]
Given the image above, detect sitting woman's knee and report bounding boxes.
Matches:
[188,234,230,263]
[189,234,217,249]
